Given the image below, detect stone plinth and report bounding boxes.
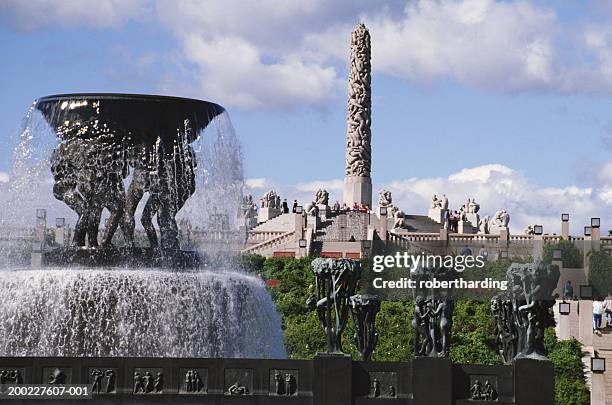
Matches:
[490,226,509,239]
[317,204,331,220]
[465,212,479,228]
[578,299,594,347]
[307,214,320,230]
[413,357,452,404]
[258,207,281,224]
[458,220,475,234]
[343,176,372,208]
[428,207,446,224]
[514,359,554,405]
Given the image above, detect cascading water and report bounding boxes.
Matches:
[0,269,284,358]
[0,94,286,358]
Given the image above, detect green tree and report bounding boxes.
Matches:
[543,240,583,269]
[450,300,501,365]
[545,331,590,405]
[588,251,612,298]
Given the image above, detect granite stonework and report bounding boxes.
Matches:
[319,212,369,242]
[0,356,552,404]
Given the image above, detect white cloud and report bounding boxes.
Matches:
[0,0,150,30]
[0,172,8,183]
[245,177,269,189]
[383,163,611,234]
[294,179,344,194]
[175,35,343,110]
[9,0,612,106]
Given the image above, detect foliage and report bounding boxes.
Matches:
[542,240,583,269]
[545,331,590,405]
[588,251,612,299]
[450,300,501,365]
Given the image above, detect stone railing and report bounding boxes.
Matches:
[508,235,533,242]
[0,228,36,241]
[451,234,500,243]
[242,231,295,255]
[391,231,440,242]
[190,230,242,241]
[248,231,288,243]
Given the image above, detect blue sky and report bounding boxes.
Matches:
[0,0,611,232]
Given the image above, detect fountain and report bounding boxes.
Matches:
[0,93,285,359]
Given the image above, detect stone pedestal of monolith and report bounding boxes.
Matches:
[258,207,281,224]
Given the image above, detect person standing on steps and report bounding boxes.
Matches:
[593,299,604,335]
[605,296,612,328]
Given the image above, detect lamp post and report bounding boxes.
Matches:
[591,356,606,373]
[561,213,570,240]
[580,285,593,300]
[558,301,571,315]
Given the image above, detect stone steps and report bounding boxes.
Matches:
[595,331,612,404]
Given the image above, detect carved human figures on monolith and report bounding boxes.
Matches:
[349,294,380,360]
[345,24,371,178]
[344,23,373,207]
[307,258,362,354]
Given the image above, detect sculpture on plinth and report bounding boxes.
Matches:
[305,202,319,217]
[491,210,510,227]
[428,194,447,224]
[430,195,442,209]
[260,190,281,209]
[478,216,490,234]
[307,258,362,354]
[412,266,455,358]
[315,189,329,206]
[239,194,258,230]
[378,189,399,217]
[491,260,559,362]
[349,294,381,361]
[491,295,516,364]
[393,210,407,230]
[258,190,282,223]
[441,194,449,210]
